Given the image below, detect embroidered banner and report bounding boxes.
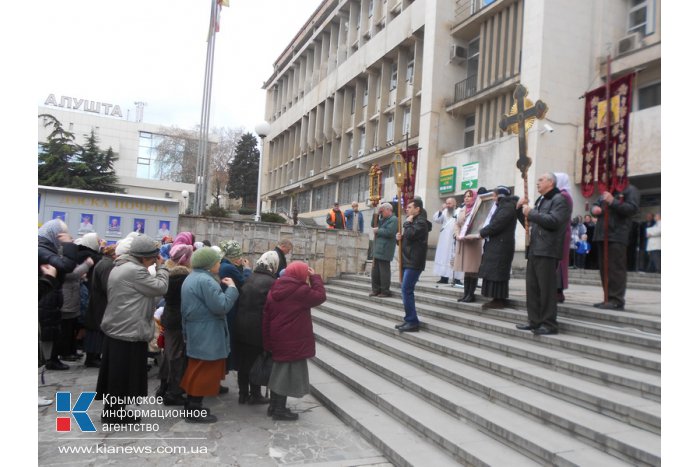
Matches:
[581,73,634,197]
[401,148,419,209]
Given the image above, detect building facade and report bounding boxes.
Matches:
[260,0,660,251]
[38,100,199,210]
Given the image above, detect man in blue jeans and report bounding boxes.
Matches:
[395,198,432,332]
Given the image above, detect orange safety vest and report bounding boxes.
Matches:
[327,209,346,229]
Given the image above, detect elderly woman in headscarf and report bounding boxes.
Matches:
[57,233,102,363]
[554,172,574,303]
[156,240,194,406]
[453,189,483,302]
[84,244,117,368]
[233,251,279,405]
[262,261,326,421]
[218,240,253,382]
[180,247,239,423]
[38,219,79,370]
[96,234,169,425]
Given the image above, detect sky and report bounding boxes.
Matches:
[34,0,323,133]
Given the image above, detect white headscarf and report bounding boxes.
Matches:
[554,172,571,193]
[115,232,140,256]
[256,250,280,274]
[75,232,100,252]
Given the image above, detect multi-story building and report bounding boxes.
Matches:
[38,98,200,211]
[260,0,661,254]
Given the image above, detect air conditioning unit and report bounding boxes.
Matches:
[617,33,640,56]
[449,44,468,64]
[358,149,365,157]
[164,192,172,198]
[309,169,315,177]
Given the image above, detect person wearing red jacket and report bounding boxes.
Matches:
[262,261,326,420]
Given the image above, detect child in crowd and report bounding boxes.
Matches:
[575,234,591,270]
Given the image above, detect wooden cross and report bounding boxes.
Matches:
[499,84,548,245]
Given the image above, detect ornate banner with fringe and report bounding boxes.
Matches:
[581,73,634,197]
[401,148,418,208]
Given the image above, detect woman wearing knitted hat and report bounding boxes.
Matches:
[262,261,326,420]
[180,247,239,423]
[218,240,253,380]
[233,251,279,405]
[96,234,169,425]
[155,241,195,406]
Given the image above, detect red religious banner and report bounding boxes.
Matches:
[581,73,634,197]
[401,148,419,208]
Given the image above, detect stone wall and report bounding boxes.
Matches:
[177,216,370,281]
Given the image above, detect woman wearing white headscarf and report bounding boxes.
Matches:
[233,251,279,405]
[554,173,574,303]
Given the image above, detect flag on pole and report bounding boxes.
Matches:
[216,0,229,33]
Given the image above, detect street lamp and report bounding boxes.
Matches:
[181,190,189,214]
[254,121,271,222]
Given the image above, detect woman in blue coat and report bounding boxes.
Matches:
[180,247,239,423]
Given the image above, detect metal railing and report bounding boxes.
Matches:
[454,75,478,103]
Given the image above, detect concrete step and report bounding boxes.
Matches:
[340,274,661,333]
[325,284,661,374]
[315,301,660,432]
[311,327,657,466]
[511,268,661,290]
[308,363,465,467]
[331,279,661,345]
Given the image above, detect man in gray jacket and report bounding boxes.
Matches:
[515,172,572,335]
[370,202,398,297]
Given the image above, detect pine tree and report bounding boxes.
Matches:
[75,130,124,193]
[227,133,260,208]
[38,114,80,187]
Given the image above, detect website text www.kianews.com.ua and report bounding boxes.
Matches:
[57,444,208,455]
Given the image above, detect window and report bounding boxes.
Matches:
[313,183,336,209]
[137,132,197,182]
[363,80,369,107]
[347,133,354,158]
[339,172,370,204]
[406,59,414,83]
[464,114,476,148]
[368,0,374,18]
[296,190,311,213]
[359,126,366,151]
[389,63,398,90]
[386,113,394,142]
[402,107,411,137]
[637,82,660,110]
[375,73,382,101]
[467,37,479,81]
[350,88,356,114]
[628,0,655,35]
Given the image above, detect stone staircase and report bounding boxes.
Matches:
[307,274,661,466]
[512,267,661,291]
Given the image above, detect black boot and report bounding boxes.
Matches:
[155,379,167,398]
[185,396,217,423]
[464,276,477,302]
[272,393,298,421]
[248,385,270,405]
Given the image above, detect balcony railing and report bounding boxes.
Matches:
[454,75,477,103]
[455,0,497,22]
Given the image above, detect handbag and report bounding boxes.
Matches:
[249,351,273,386]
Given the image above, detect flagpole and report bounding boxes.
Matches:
[194,0,218,215]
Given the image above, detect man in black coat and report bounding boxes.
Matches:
[274,238,293,278]
[394,198,432,332]
[516,172,572,335]
[590,184,640,310]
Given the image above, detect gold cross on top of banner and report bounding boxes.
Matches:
[499,84,548,178]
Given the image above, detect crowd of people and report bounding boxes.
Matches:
[38,221,326,424]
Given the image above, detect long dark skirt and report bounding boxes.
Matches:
[159,329,187,396]
[83,329,104,354]
[481,279,509,299]
[95,336,148,400]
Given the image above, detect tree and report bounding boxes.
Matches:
[38,114,124,192]
[38,114,80,187]
[73,130,124,193]
[227,132,260,208]
[209,127,244,204]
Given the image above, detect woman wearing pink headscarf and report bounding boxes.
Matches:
[262,261,326,420]
[453,189,483,302]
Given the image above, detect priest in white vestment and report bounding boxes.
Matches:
[432,197,460,284]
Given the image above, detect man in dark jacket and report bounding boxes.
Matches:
[274,238,293,277]
[590,184,640,310]
[394,198,432,332]
[516,172,572,335]
[370,202,398,297]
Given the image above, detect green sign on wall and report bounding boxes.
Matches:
[460,162,479,190]
[439,167,456,194]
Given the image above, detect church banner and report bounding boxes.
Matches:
[401,148,418,208]
[581,73,634,197]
